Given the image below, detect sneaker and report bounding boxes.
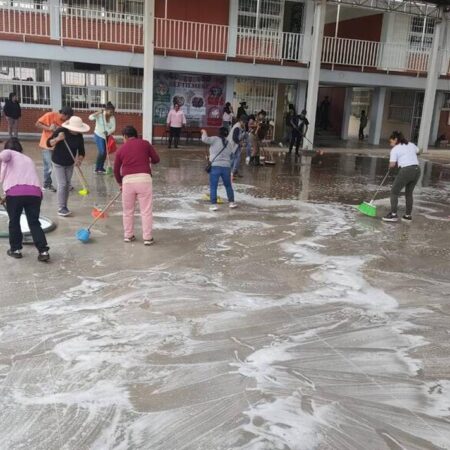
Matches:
[144,238,154,246]
[382,212,398,222]
[94,169,106,175]
[7,249,22,259]
[278,142,284,148]
[38,251,50,262]
[229,202,238,209]
[402,214,412,222]
[43,185,57,192]
[58,207,72,217]
[245,156,250,165]
[124,236,136,243]
[209,205,219,212]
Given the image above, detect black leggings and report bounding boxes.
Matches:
[169,127,181,148]
[6,195,49,252]
[390,165,421,216]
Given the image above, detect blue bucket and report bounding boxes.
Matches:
[76,228,90,243]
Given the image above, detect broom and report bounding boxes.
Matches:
[357,170,390,217]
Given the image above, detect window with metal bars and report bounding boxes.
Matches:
[0,58,50,106]
[237,0,283,30]
[388,91,415,123]
[61,64,143,112]
[409,16,435,50]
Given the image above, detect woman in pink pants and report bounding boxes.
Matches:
[114,126,160,245]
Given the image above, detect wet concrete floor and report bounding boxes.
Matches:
[0,144,450,449]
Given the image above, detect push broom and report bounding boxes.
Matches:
[63,140,90,196]
[76,191,121,243]
[357,170,390,217]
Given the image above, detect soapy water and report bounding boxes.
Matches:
[1,183,450,449]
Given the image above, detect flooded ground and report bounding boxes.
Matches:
[0,146,450,450]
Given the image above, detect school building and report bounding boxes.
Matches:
[0,0,449,151]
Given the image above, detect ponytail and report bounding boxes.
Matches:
[389,130,408,145]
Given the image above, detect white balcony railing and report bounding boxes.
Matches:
[0,4,448,75]
[322,36,431,73]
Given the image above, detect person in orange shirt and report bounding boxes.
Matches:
[35,106,73,192]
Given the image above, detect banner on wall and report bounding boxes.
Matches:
[153,72,226,127]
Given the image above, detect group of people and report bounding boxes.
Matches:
[0,104,160,262]
[0,93,423,262]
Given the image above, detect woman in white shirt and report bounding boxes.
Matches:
[383,131,420,223]
[89,102,116,174]
[222,102,233,130]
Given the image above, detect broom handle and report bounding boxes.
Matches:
[63,139,89,190]
[88,191,121,231]
[370,170,390,203]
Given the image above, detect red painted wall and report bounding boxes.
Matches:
[156,0,230,25]
[317,87,346,135]
[324,14,383,41]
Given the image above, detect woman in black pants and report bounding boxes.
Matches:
[0,138,49,261]
[383,131,421,223]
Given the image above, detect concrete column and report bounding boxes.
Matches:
[341,87,353,140]
[143,0,155,141]
[303,0,326,150]
[368,87,386,145]
[301,0,315,64]
[295,80,307,113]
[50,60,62,111]
[227,0,239,57]
[225,75,235,104]
[417,13,445,153]
[49,0,61,40]
[430,91,444,145]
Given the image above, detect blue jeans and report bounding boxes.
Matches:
[209,166,234,204]
[42,149,53,187]
[231,146,242,174]
[94,133,107,170]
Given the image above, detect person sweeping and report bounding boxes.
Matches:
[47,116,89,217]
[114,125,160,245]
[382,131,421,223]
[202,127,237,211]
[89,102,116,174]
[0,138,50,262]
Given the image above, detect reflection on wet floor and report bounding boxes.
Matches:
[159,150,450,204]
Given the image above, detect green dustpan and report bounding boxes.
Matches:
[106,166,113,176]
[357,201,377,217]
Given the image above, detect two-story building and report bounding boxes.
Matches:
[0,0,449,151]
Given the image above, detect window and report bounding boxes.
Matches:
[61,64,143,112]
[388,91,415,122]
[238,0,283,30]
[409,16,435,50]
[351,89,371,118]
[233,77,277,120]
[0,58,50,106]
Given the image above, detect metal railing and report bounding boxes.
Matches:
[2,4,448,75]
[0,4,49,37]
[154,18,228,57]
[322,36,431,73]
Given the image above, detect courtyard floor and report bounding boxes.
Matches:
[0,142,450,449]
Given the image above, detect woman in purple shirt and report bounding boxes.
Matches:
[0,138,49,261]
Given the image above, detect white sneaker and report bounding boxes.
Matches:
[209,205,219,211]
[229,202,238,209]
[245,156,250,165]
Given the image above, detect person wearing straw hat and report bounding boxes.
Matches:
[47,116,89,217]
[89,102,116,174]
